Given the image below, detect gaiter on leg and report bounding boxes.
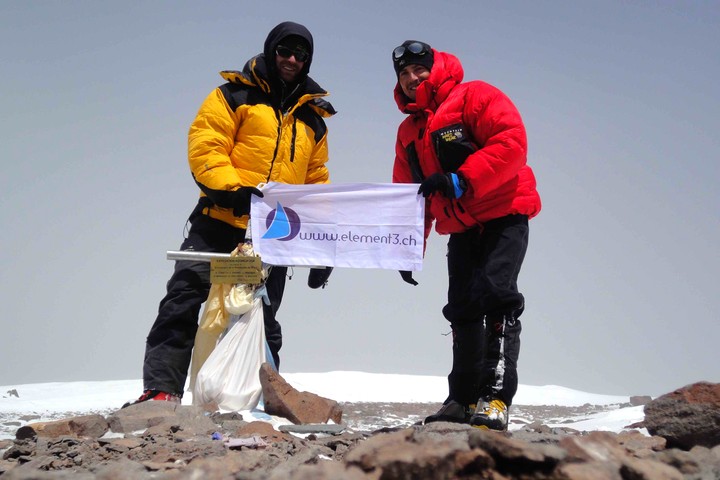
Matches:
[479,313,522,406]
[447,320,484,406]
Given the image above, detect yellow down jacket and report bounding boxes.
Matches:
[188,55,336,229]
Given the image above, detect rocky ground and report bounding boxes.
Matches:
[0,382,718,479]
[339,401,624,432]
[0,401,714,479]
[0,400,623,442]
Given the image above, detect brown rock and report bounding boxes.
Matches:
[654,448,704,475]
[236,420,293,443]
[17,420,71,438]
[643,381,720,449]
[0,459,17,476]
[556,461,622,480]
[344,428,414,470]
[267,461,369,480]
[559,431,629,464]
[18,414,108,439]
[620,456,684,480]
[94,458,148,480]
[259,363,343,424]
[182,448,285,479]
[453,448,495,475]
[630,395,652,406]
[345,428,466,479]
[107,399,180,433]
[616,430,666,458]
[469,428,566,474]
[99,436,145,450]
[107,401,215,436]
[69,415,110,438]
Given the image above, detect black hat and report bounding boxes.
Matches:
[264,21,314,77]
[392,40,433,76]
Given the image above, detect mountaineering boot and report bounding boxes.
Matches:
[424,400,475,424]
[469,398,509,431]
[122,390,181,409]
[308,267,333,289]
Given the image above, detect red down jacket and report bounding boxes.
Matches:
[392,50,541,241]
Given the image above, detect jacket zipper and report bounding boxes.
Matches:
[266,109,282,182]
[267,83,303,179]
[290,118,297,162]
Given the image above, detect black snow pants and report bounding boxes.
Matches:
[143,214,287,397]
[441,214,529,407]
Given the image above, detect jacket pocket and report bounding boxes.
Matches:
[449,199,476,227]
[431,123,478,173]
[432,197,477,234]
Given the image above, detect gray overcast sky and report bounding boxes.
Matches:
[1,1,718,398]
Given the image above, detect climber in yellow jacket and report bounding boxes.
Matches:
[124,21,336,407]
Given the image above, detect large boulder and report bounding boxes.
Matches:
[644,381,720,449]
[259,363,343,424]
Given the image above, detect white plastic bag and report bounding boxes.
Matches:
[189,241,270,391]
[192,297,266,411]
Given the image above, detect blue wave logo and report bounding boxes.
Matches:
[262,202,301,241]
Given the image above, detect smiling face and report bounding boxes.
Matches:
[275,51,305,84]
[273,34,310,84]
[398,64,431,101]
[275,55,305,83]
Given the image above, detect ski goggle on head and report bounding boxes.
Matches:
[392,42,431,61]
[276,45,309,62]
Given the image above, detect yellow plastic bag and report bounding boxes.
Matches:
[188,282,232,392]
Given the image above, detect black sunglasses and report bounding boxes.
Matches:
[276,45,309,62]
[392,42,429,60]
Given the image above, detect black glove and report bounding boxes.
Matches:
[417,173,467,199]
[231,187,264,216]
[399,270,418,286]
[308,267,333,289]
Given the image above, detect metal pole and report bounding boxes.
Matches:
[166,251,232,262]
[166,250,328,268]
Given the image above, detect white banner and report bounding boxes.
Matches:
[250,182,424,270]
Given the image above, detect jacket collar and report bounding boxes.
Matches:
[219,55,335,117]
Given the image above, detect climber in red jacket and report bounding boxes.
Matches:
[391,40,541,431]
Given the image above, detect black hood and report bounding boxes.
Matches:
[263,21,314,82]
